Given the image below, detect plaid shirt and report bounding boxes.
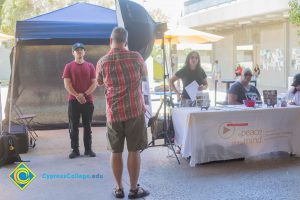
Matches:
[96,48,146,122]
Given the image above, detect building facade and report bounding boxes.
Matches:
[181,0,299,90]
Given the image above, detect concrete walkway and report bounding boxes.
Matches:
[1,127,300,200]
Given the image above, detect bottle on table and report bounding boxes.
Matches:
[277,97,282,107]
[281,97,287,107]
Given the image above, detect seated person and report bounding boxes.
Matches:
[228,68,261,104]
[287,73,300,105]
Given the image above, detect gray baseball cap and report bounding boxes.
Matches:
[243,68,253,76]
[72,43,85,51]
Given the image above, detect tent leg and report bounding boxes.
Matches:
[8,45,17,133]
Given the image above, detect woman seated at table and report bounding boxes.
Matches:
[169,51,208,107]
[287,73,300,105]
[228,68,261,105]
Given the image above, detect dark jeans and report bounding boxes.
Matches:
[68,100,94,151]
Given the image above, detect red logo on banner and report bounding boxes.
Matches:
[226,123,249,127]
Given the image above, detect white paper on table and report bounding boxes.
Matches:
[185,80,199,101]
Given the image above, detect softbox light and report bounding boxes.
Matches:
[115,0,160,60]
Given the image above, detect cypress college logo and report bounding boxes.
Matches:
[8,162,36,190]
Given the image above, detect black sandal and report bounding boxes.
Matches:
[128,184,150,199]
[113,188,124,199]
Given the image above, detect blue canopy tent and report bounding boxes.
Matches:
[16,3,117,45]
[6,3,118,129]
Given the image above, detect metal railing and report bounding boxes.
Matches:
[184,0,235,15]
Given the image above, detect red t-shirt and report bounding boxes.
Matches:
[62,61,96,103]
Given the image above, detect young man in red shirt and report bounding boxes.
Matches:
[97,27,150,199]
[62,43,97,159]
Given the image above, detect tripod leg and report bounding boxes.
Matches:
[140,136,155,153]
[147,139,154,147]
[152,136,155,146]
[148,136,156,147]
[164,131,180,165]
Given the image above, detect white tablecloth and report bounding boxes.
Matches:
[172,106,300,166]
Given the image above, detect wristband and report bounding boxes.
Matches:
[83,92,88,97]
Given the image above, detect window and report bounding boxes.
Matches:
[236,45,253,69]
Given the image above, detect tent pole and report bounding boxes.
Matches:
[8,44,17,133]
[169,39,172,76]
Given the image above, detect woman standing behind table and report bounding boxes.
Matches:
[169,51,208,106]
[287,73,300,105]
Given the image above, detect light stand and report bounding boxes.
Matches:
[146,25,180,164]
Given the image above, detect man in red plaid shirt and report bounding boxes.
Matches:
[96,27,149,199]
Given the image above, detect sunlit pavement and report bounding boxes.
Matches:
[2,86,300,200]
[1,127,300,200]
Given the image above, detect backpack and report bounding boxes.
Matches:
[0,134,22,166]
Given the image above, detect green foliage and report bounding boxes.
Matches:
[151,45,163,62]
[0,0,114,35]
[148,8,168,62]
[289,0,300,43]
[289,0,300,25]
[1,0,33,35]
[0,0,5,19]
[148,8,169,23]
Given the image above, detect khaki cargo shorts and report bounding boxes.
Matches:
[106,114,148,153]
